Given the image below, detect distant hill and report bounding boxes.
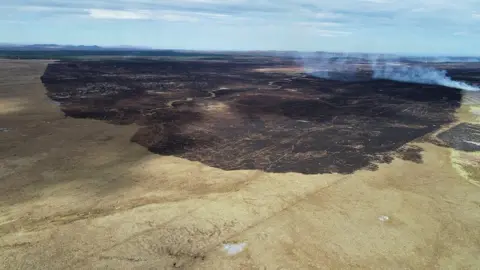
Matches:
[0,44,152,51]
[0,45,238,60]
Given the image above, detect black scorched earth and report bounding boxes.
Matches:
[41,58,463,174]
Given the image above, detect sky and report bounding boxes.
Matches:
[0,0,479,55]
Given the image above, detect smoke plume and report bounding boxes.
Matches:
[372,63,480,91]
[297,53,480,91]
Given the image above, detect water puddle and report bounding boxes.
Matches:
[223,242,247,256]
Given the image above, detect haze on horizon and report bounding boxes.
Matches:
[0,0,479,56]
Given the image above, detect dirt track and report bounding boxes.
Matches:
[1,60,480,269]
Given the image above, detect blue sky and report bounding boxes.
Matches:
[0,0,479,55]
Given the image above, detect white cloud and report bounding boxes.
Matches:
[411,8,427,12]
[1,19,27,24]
[19,6,55,12]
[315,12,343,19]
[1,0,479,53]
[86,8,231,22]
[88,9,152,19]
[177,0,245,2]
[192,12,231,19]
[316,29,352,37]
[158,13,198,22]
[298,21,343,28]
[296,21,350,37]
[3,4,84,13]
[360,0,392,3]
[2,0,479,29]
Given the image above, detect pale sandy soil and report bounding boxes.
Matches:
[1,60,480,269]
[253,67,305,74]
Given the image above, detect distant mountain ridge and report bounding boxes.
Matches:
[0,44,152,51]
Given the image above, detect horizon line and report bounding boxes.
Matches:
[0,43,479,58]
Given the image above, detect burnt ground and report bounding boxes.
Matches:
[437,123,480,152]
[40,58,465,174]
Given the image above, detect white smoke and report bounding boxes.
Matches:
[372,63,480,91]
[297,53,480,91]
[411,56,479,63]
